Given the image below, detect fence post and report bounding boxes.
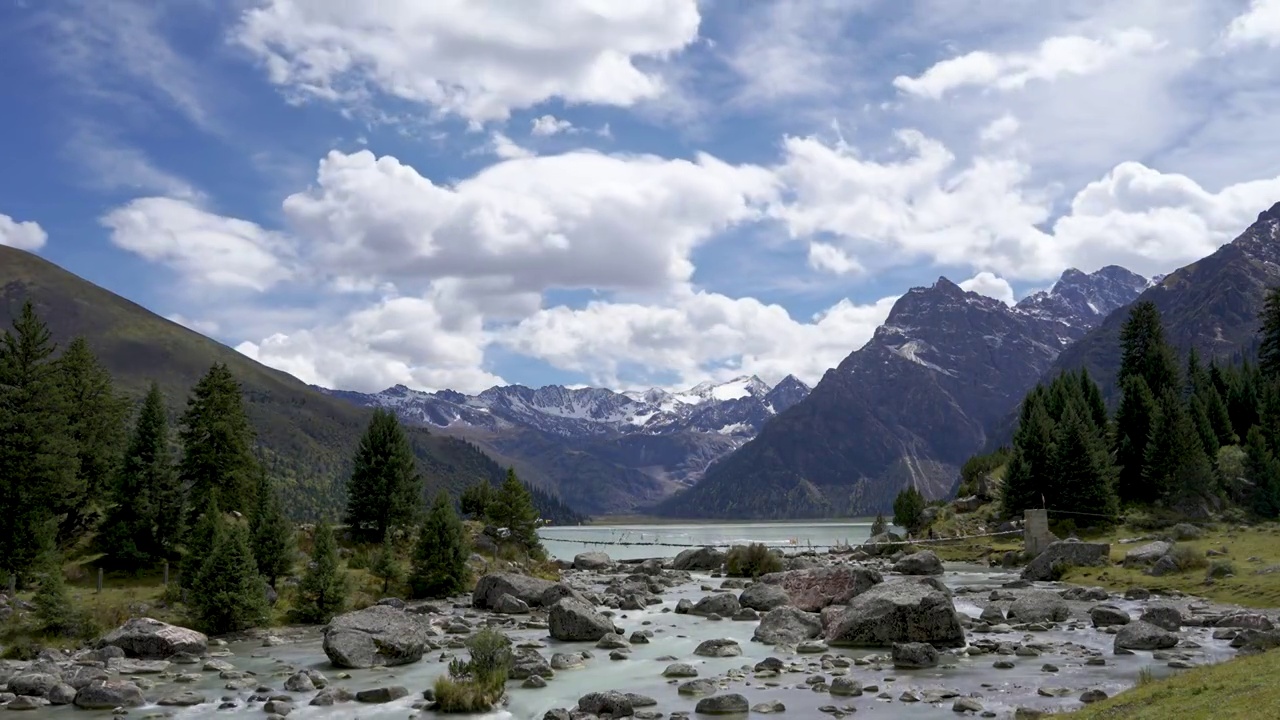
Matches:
[163,561,169,587]
[97,567,104,594]
[6,573,14,596]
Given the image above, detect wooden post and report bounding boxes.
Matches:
[163,561,169,587]
[97,567,104,594]
[6,573,14,595]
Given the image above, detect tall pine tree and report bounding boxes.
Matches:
[1258,286,1280,381]
[249,469,294,589]
[345,409,421,544]
[179,363,259,520]
[54,337,128,546]
[190,521,269,634]
[292,521,348,624]
[97,383,183,570]
[1118,301,1180,398]
[0,301,78,585]
[409,492,469,599]
[1078,368,1109,436]
[1113,374,1159,504]
[486,468,541,554]
[1047,403,1118,526]
[1001,391,1055,518]
[1143,389,1215,508]
[1243,427,1280,518]
[180,495,224,590]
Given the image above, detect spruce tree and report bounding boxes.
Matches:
[1258,286,1280,381]
[190,521,269,634]
[1244,427,1280,518]
[1188,394,1220,459]
[1118,301,1180,398]
[292,521,348,624]
[33,557,81,638]
[409,492,469,599]
[345,409,422,544]
[892,486,926,533]
[1078,368,1108,436]
[1225,361,1261,441]
[459,482,493,519]
[370,534,405,596]
[179,363,260,520]
[1047,403,1118,526]
[1001,392,1054,518]
[1143,389,1215,507]
[54,337,128,546]
[0,301,78,585]
[181,496,224,590]
[249,470,294,589]
[98,383,181,571]
[486,469,541,553]
[1113,374,1158,504]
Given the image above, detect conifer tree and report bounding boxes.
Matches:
[1144,390,1215,506]
[190,522,269,634]
[54,337,128,546]
[1001,392,1055,518]
[1113,374,1158,504]
[870,512,888,536]
[486,469,541,553]
[292,521,349,624]
[1118,301,1180,398]
[1188,394,1220,459]
[33,557,81,638]
[370,533,404,596]
[345,409,422,544]
[892,486,926,533]
[1078,368,1108,435]
[1224,361,1261,440]
[1244,427,1280,518]
[1258,287,1280,382]
[1047,403,1118,525]
[179,363,259,520]
[180,496,224,590]
[98,383,182,571]
[409,492,469,599]
[0,301,78,584]
[459,482,493,519]
[249,469,294,589]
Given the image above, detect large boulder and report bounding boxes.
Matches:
[893,550,944,576]
[578,691,636,716]
[549,598,615,641]
[73,681,146,709]
[696,694,750,714]
[1007,592,1071,624]
[672,547,726,572]
[739,583,790,612]
[97,618,207,659]
[1114,621,1179,651]
[322,605,430,668]
[891,642,939,669]
[1089,605,1131,628]
[1123,541,1172,568]
[472,573,556,609]
[753,607,823,645]
[574,552,613,571]
[1140,606,1182,632]
[826,580,965,648]
[759,565,883,612]
[690,593,740,617]
[1021,541,1110,581]
[7,673,60,696]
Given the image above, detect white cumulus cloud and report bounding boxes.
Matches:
[531,115,575,136]
[1225,0,1280,47]
[0,214,48,251]
[959,272,1016,305]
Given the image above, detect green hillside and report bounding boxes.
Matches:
[0,246,581,523]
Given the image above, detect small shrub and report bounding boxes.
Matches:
[433,675,504,714]
[726,543,784,578]
[1137,666,1155,686]
[433,627,511,713]
[1168,544,1208,573]
[462,626,513,679]
[0,636,42,660]
[1206,559,1236,579]
[345,545,374,571]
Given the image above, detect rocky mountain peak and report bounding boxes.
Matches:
[1015,265,1148,327]
[1257,201,1280,225]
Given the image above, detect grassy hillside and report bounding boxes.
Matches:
[0,246,580,522]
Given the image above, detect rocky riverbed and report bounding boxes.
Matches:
[3,546,1279,718]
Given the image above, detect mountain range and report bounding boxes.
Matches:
[320,374,811,515]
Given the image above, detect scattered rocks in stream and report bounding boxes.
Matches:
[826,579,966,647]
[322,604,430,668]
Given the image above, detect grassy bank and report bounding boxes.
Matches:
[1060,648,1280,720]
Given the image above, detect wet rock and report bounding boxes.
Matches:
[6,674,59,697]
[739,583,790,612]
[830,677,862,696]
[283,672,315,692]
[550,598,616,642]
[758,566,883,612]
[1230,629,1280,654]
[1021,541,1110,581]
[472,573,557,609]
[753,700,786,713]
[1140,606,1182,632]
[596,633,629,650]
[157,691,206,706]
[6,696,48,710]
[953,697,983,712]
[797,640,828,653]
[323,605,430,668]
[264,699,294,715]
[754,606,823,645]
[664,663,699,678]
[695,694,749,714]
[1216,613,1274,631]
[675,599,694,614]
[551,653,587,670]
[679,679,718,696]
[672,547,726,572]
[494,593,532,615]
[523,675,548,689]
[97,617,208,659]
[1089,605,1131,627]
[574,552,613,571]
[510,649,554,680]
[578,691,636,716]
[733,608,760,621]
[1007,592,1070,624]
[1114,621,1179,651]
[691,593,740,617]
[694,638,743,657]
[979,606,1005,624]
[1124,587,1151,601]
[893,550,944,576]
[892,642,939,669]
[1080,689,1108,703]
[826,580,966,648]
[356,686,408,703]
[1123,541,1172,568]
[46,684,76,705]
[73,680,146,709]
[1059,586,1109,602]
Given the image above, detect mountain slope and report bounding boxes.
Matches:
[0,246,581,523]
[654,266,1148,519]
[1049,203,1280,396]
[323,374,811,515]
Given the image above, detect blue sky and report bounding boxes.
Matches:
[2,0,1279,394]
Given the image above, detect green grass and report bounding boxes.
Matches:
[1060,649,1280,720]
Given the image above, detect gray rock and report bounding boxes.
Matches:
[953,697,984,712]
[1169,523,1203,541]
[691,593,740,617]
[283,672,315,692]
[596,633,630,650]
[826,580,966,647]
[549,598,615,641]
[157,691,206,706]
[1089,605,1131,627]
[694,638,743,657]
[264,699,294,715]
[1149,555,1179,577]
[675,599,694,614]
[574,552,612,571]
[322,605,430,668]
[672,547,726,572]
[1007,592,1070,624]
[46,684,76,705]
[509,649,554,680]
[1080,689,1108,703]
[6,674,59,697]
[1021,541,1110,581]
[753,700,787,713]
[540,583,586,608]
[5,696,48,710]
[64,666,108,690]
[97,617,208,659]
[695,693,750,714]
[979,606,1005,623]
[494,593,531,615]
[753,606,823,645]
[73,680,146,709]
[758,565,883,611]
[892,642,939,668]
[830,677,862,696]
[578,691,635,716]
[893,550,944,576]
[663,663,698,678]
[1114,621,1180,651]
[1123,541,1172,568]
[472,573,556,609]
[551,652,586,670]
[355,686,409,703]
[679,679,718,696]
[1140,605,1182,632]
[739,583,790,612]
[523,675,548,689]
[1216,613,1274,631]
